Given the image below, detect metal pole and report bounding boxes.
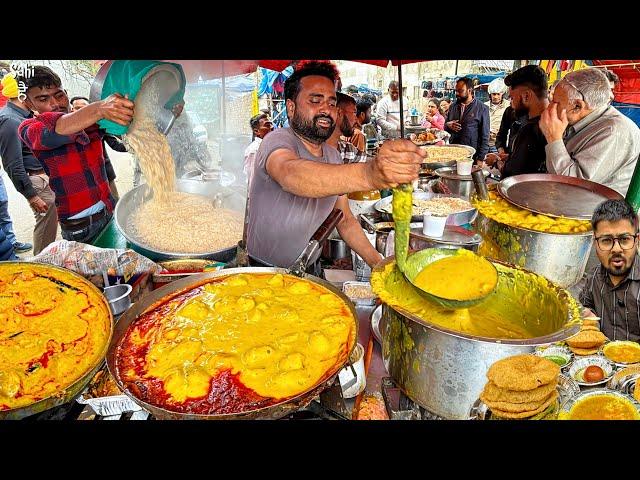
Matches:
[455,60,459,76]
[625,154,640,213]
[221,61,227,136]
[398,60,404,139]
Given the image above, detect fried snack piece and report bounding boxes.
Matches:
[565,330,607,349]
[569,346,600,356]
[487,354,560,391]
[491,391,559,419]
[612,365,640,383]
[582,319,600,329]
[481,380,557,404]
[86,368,122,398]
[581,325,600,332]
[485,389,556,413]
[635,382,640,402]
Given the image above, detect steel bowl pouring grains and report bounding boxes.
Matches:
[121,73,243,258]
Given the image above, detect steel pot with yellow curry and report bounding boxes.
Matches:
[471,187,593,288]
[371,250,582,419]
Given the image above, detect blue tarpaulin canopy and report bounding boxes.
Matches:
[258,66,294,96]
[188,74,255,101]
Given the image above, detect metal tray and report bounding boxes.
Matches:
[374,191,477,225]
[498,174,624,220]
[342,281,376,306]
[77,393,143,417]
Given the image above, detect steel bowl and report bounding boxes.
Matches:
[374,191,477,225]
[321,237,351,260]
[103,283,133,317]
[375,256,582,419]
[114,178,246,262]
[435,167,488,201]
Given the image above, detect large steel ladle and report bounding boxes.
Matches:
[392,181,496,309]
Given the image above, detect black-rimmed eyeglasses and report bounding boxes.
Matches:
[594,234,638,251]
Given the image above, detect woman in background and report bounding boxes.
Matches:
[421,98,445,130]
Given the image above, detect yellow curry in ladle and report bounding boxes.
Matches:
[413,251,498,301]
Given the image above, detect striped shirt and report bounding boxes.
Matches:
[338,139,368,164]
[579,254,640,342]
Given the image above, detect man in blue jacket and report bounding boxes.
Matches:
[445,77,490,161]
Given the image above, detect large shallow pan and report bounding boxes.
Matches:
[0,262,113,420]
[106,266,358,420]
[114,179,246,262]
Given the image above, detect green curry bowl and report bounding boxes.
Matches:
[402,248,499,310]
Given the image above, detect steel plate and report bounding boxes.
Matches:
[498,174,624,220]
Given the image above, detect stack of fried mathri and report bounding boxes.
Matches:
[566,320,608,356]
[480,354,560,419]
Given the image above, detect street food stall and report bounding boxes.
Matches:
[2,61,640,422]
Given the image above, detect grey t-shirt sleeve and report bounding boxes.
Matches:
[256,129,301,177]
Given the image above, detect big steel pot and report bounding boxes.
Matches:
[473,209,593,288]
[374,256,581,419]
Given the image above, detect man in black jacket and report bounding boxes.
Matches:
[444,77,490,161]
[485,65,549,178]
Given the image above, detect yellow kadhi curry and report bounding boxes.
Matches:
[472,191,591,233]
[413,250,498,301]
[371,256,581,340]
[602,341,640,364]
[0,263,112,411]
[116,273,356,411]
[559,393,640,420]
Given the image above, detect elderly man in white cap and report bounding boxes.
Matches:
[485,77,510,152]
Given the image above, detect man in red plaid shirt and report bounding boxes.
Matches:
[18,66,134,244]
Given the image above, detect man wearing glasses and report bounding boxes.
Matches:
[580,199,640,342]
[540,68,640,196]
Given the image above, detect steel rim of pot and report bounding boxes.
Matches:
[373,255,582,346]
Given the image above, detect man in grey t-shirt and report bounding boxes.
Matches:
[247,61,425,268]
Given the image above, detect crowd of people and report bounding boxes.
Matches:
[240,60,640,342]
